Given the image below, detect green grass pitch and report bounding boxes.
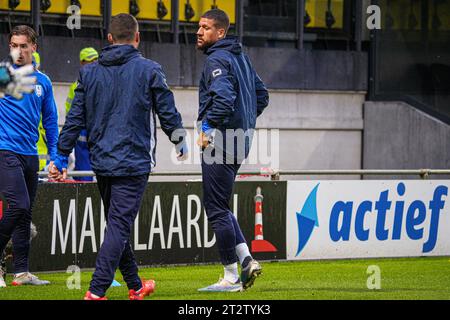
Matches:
[0,257,449,300]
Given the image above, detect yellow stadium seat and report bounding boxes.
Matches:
[0,0,30,11]
[0,0,235,23]
[305,0,344,29]
[177,0,235,23]
[135,0,236,23]
[0,0,102,16]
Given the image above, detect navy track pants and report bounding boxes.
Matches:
[89,174,148,297]
[0,150,39,273]
[201,157,246,266]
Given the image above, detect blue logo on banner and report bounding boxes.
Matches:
[296,183,320,256]
[328,183,448,253]
[294,183,448,255]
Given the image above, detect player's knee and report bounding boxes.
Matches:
[105,214,133,234]
[1,207,28,225]
[206,210,233,231]
[6,198,30,215]
[205,206,223,220]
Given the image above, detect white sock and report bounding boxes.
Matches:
[223,263,239,283]
[14,272,26,278]
[236,243,252,265]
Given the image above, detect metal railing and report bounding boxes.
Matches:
[38,169,450,181]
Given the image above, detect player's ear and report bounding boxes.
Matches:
[217,28,226,40]
[107,33,114,44]
[134,32,140,47]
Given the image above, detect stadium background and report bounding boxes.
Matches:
[0,0,449,275]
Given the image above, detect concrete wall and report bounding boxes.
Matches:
[363,101,450,179]
[54,83,365,181]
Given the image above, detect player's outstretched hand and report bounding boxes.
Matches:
[0,49,36,99]
[8,64,36,99]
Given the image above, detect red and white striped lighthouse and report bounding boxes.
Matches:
[251,187,277,253]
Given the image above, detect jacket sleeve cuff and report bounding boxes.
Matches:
[54,153,69,172]
[49,151,57,162]
[202,120,212,133]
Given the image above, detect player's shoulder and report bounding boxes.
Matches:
[34,70,56,95]
[137,56,162,71]
[35,70,52,85]
[206,50,233,68]
[207,49,230,61]
[79,61,98,75]
[136,57,169,80]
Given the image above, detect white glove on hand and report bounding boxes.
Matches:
[0,49,36,100]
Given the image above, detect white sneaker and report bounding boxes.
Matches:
[198,277,242,292]
[240,259,262,290]
[12,272,50,286]
[0,269,6,288]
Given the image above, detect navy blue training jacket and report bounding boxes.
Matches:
[198,36,269,158]
[58,44,185,176]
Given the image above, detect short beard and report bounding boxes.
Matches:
[196,40,213,52]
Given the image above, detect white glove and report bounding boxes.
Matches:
[0,49,36,100]
[6,65,36,100]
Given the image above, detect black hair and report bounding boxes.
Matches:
[201,9,230,33]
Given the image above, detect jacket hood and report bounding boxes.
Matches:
[99,44,141,66]
[205,36,242,55]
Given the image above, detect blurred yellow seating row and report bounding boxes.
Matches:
[0,0,236,23]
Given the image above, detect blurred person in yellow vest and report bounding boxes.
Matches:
[37,121,48,170]
[65,47,99,181]
[32,51,40,70]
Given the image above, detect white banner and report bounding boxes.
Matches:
[286,180,450,260]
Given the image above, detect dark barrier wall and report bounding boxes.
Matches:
[19,181,286,272]
[0,35,368,91]
[371,0,450,123]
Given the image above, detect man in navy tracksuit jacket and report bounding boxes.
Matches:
[196,10,269,292]
[50,14,187,300]
[0,26,58,287]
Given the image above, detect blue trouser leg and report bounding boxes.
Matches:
[0,151,38,273]
[118,241,140,289]
[230,213,246,245]
[89,175,148,297]
[201,158,247,266]
[95,177,141,291]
